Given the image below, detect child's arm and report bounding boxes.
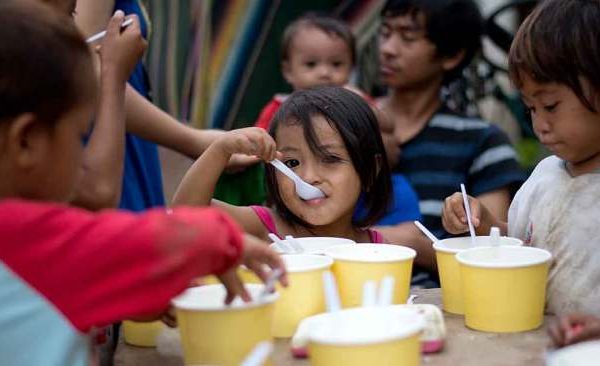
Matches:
[74,1,259,172]
[441,192,507,235]
[71,12,146,210]
[172,128,277,235]
[0,200,285,331]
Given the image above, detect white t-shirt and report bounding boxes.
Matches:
[508,156,600,316]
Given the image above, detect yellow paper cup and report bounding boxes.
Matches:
[323,244,416,308]
[308,306,424,366]
[273,254,333,338]
[172,284,278,366]
[122,320,164,347]
[270,236,355,255]
[434,236,523,315]
[456,246,552,332]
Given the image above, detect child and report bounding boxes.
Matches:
[174,86,392,243]
[442,0,600,329]
[254,13,356,131]
[376,0,525,283]
[0,1,285,365]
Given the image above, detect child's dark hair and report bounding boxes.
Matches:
[266,86,392,229]
[0,0,95,126]
[281,12,356,65]
[508,0,600,112]
[381,0,483,84]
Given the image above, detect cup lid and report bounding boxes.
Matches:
[456,246,552,269]
[323,244,416,263]
[308,306,424,346]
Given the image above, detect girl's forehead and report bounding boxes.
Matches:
[276,116,341,143]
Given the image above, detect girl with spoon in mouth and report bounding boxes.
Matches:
[173,86,393,252]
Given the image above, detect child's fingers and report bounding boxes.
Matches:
[468,196,481,227]
[246,261,269,284]
[218,269,250,304]
[443,193,468,233]
[548,319,566,347]
[106,10,126,37]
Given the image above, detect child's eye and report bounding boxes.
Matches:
[543,102,559,113]
[305,61,317,68]
[332,61,344,68]
[283,159,300,168]
[322,155,342,164]
[379,25,391,38]
[400,32,417,42]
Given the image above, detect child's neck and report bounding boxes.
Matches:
[382,82,442,142]
[566,152,600,177]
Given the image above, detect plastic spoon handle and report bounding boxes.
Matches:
[323,271,341,312]
[362,281,377,307]
[86,18,134,43]
[490,227,501,247]
[270,159,299,183]
[240,341,274,366]
[259,268,283,300]
[268,233,294,254]
[460,184,477,247]
[414,221,439,243]
[378,276,395,306]
[284,235,304,254]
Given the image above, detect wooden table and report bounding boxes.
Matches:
[114,289,552,366]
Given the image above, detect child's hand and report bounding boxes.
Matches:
[215,127,278,162]
[97,10,147,83]
[549,313,600,348]
[217,234,287,304]
[441,192,482,234]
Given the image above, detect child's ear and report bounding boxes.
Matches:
[281,60,294,85]
[6,113,51,170]
[441,49,466,73]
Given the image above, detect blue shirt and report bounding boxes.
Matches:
[115,0,165,211]
[354,174,421,225]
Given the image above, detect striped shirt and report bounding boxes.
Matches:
[395,108,526,240]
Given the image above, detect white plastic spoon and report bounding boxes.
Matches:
[270,159,325,200]
[490,226,501,247]
[258,268,284,301]
[284,235,304,254]
[362,281,377,307]
[322,271,341,313]
[86,18,134,43]
[460,183,477,247]
[414,221,439,243]
[240,341,274,366]
[377,276,395,306]
[268,233,295,254]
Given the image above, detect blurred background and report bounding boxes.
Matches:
[144,0,544,200]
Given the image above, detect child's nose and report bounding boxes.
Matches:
[299,162,322,185]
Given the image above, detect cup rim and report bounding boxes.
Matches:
[308,306,425,346]
[323,244,416,263]
[433,236,523,254]
[172,284,279,311]
[282,254,333,272]
[455,246,552,269]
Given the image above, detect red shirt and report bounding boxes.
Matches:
[0,199,243,331]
